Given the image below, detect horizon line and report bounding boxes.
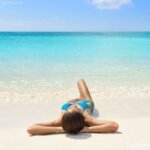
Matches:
[0,31,150,33]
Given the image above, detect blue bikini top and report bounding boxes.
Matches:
[61,100,94,114]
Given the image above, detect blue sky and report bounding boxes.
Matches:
[0,0,150,31]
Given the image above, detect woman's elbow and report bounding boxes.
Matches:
[110,122,119,132]
[27,125,36,135]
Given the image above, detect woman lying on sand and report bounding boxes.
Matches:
[27,79,119,135]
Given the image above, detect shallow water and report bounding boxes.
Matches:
[0,32,150,103]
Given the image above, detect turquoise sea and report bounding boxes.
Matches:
[0,32,150,103]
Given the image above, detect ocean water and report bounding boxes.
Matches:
[0,32,150,104]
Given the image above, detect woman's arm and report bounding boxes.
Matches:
[83,117,119,133]
[27,124,65,135]
[26,112,66,135]
[81,122,119,133]
[33,119,61,127]
[31,112,65,127]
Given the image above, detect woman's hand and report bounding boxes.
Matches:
[80,126,90,133]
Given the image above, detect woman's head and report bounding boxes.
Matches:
[61,111,85,134]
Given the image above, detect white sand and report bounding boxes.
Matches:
[0,98,150,150]
[1,118,150,150]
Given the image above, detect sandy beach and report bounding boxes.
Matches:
[0,96,150,150]
[1,118,150,150]
[0,0,150,148]
[0,32,150,150]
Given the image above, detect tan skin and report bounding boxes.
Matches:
[27,79,119,135]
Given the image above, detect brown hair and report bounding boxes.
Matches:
[61,111,85,134]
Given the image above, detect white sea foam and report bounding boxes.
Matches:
[0,79,150,104]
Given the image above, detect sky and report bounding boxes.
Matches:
[0,0,150,31]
